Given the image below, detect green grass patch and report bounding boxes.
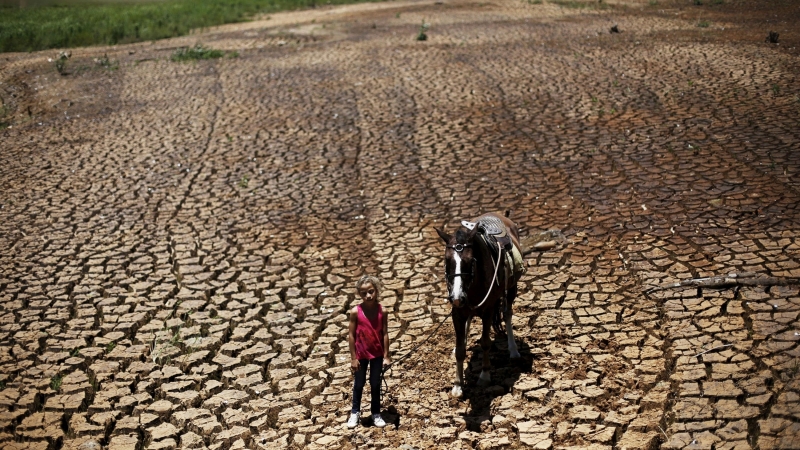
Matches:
[0,0,374,53]
[0,103,11,129]
[696,20,710,27]
[171,44,225,61]
[549,0,607,9]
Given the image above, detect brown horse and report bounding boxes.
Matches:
[435,212,524,398]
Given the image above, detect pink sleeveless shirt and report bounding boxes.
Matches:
[354,304,384,360]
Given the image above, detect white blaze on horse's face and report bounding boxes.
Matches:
[451,251,463,307]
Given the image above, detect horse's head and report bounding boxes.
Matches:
[435,226,478,308]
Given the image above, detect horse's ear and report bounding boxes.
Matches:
[435,227,451,243]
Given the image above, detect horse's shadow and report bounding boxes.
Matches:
[458,335,535,431]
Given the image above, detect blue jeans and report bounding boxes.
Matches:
[352,357,383,414]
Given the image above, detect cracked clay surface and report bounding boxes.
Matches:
[0,0,799,449]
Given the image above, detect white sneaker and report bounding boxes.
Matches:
[372,414,386,428]
[346,412,360,429]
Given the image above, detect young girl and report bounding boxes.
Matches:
[347,275,391,429]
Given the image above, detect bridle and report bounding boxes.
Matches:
[445,237,503,310]
[445,243,475,302]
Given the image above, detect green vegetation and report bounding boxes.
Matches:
[0,0,374,53]
[95,53,119,70]
[697,20,710,28]
[50,373,63,392]
[53,50,70,74]
[416,20,428,41]
[171,44,225,61]
[550,0,608,9]
[0,102,10,130]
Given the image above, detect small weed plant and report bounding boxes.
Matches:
[239,175,250,188]
[417,20,429,41]
[94,54,119,70]
[52,51,71,75]
[50,374,63,392]
[766,31,779,43]
[697,20,710,28]
[171,45,226,62]
[0,102,10,130]
[151,310,194,366]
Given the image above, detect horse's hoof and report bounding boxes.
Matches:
[451,385,464,398]
[477,371,491,386]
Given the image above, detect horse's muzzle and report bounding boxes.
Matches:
[449,294,467,308]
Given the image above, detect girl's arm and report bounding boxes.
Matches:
[382,306,391,366]
[348,307,359,371]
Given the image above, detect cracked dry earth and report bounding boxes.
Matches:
[1,0,800,449]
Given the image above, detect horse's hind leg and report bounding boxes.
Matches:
[477,317,492,386]
[506,285,521,359]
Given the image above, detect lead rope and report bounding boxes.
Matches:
[379,240,501,398]
[380,307,453,397]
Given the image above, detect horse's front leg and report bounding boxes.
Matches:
[451,313,468,398]
[477,316,492,386]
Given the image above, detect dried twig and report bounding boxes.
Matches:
[657,425,669,441]
[645,273,800,294]
[693,343,734,359]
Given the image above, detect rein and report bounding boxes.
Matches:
[470,239,503,310]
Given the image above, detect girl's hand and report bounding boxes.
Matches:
[383,357,392,368]
[351,359,360,372]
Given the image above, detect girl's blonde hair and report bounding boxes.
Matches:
[355,275,383,296]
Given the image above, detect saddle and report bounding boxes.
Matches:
[461,216,526,282]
